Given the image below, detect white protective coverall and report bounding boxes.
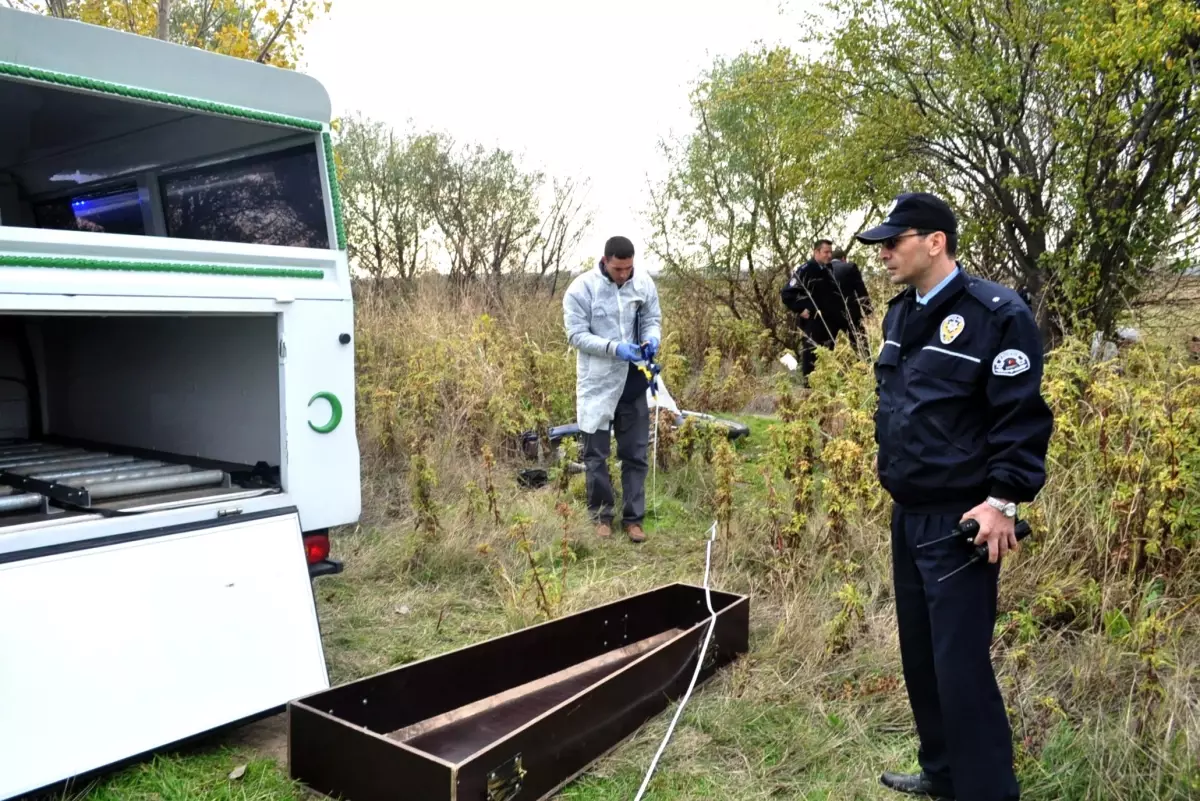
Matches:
[562,263,663,434]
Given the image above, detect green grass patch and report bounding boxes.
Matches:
[59,752,302,801]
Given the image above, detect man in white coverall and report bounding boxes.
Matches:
[562,235,662,543]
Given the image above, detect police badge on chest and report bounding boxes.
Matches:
[939,314,965,344]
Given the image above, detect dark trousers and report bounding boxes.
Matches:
[891,505,1020,801]
[582,375,649,526]
[800,331,836,376]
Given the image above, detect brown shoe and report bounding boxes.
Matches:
[595,522,612,538]
[626,524,646,543]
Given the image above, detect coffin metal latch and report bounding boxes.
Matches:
[487,753,527,801]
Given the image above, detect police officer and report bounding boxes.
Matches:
[781,238,841,378]
[830,247,873,355]
[856,193,1053,801]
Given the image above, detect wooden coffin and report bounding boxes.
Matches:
[288,582,750,801]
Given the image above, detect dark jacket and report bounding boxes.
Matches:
[831,258,872,327]
[874,269,1054,512]
[781,259,844,342]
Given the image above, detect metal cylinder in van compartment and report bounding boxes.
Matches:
[29,460,172,481]
[0,449,94,469]
[0,491,42,512]
[85,470,228,500]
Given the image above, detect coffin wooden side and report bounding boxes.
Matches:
[288,702,455,801]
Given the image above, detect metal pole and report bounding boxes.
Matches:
[9,456,136,475]
[0,442,61,456]
[0,493,44,512]
[87,470,227,500]
[32,460,169,481]
[0,450,99,470]
[72,466,192,486]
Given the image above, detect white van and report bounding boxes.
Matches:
[0,8,359,798]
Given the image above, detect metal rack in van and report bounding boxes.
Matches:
[0,439,235,517]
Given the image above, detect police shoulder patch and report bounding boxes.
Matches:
[939,314,965,344]
[992,349,1031,377]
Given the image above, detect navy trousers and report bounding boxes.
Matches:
[891,505,1020,801]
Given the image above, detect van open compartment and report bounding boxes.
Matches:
[0,312,281,531]
[288,583,750,801]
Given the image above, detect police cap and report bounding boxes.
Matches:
[856,192,957,243]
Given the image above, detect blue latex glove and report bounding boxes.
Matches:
[642,337,660,360]
[615,343,641,362]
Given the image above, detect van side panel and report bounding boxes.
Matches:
[0,510,329,801]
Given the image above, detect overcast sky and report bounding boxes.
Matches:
[301,0,817,272]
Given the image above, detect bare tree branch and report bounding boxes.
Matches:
[121,0,137,32]
[256,0,297,63]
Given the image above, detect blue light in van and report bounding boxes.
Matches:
[70,192,140,215]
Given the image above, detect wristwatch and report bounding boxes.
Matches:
[986,497,1017,518]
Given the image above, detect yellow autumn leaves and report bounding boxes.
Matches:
[18,0,330,69]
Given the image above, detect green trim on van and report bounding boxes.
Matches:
[0,255,324,280]
[322,133,347,250]
[0,60,324,131]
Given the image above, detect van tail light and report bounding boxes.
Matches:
[303,533,331,565]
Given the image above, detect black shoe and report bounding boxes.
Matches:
[880,771,955,799]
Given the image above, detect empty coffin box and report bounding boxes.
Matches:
[288,582,750,801]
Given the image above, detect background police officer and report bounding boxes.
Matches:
[856,193,1054,801]
[830,246,873,355]
[781,238,840,378]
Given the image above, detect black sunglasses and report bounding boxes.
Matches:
[879,231,934,250]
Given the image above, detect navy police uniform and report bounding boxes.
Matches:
[781,257,842,376]
[875,270,1052,512]
[863,194,1054,801]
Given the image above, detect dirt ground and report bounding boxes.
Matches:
[221,712,289,768]
[219,713,336,799]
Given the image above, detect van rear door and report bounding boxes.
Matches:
[0,508,329,800]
